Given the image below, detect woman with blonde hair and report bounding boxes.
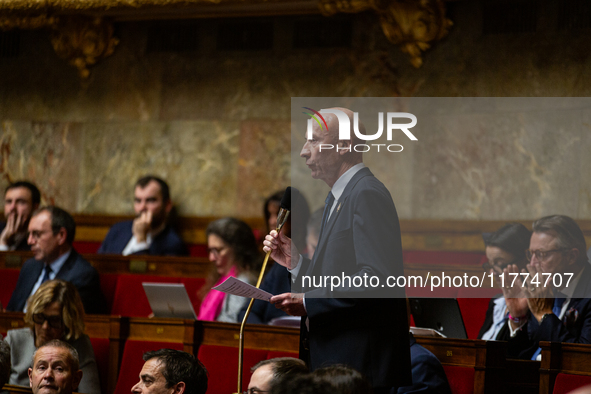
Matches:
[5,279,100,394]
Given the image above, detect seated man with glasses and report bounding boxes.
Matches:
[503,215,591,360]
[5,206,105,314]
[5,280,100,394]
[131,348,207,394]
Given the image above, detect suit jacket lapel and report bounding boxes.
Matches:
[306,167,373,276]
[54,250,78,279]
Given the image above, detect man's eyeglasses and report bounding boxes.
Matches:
[28,230,51,240]
[32,313,64,329]
[525,248,568,261]
[243,390,267,394]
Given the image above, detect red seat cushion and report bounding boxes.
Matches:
[443,365,474,394]
[89,337,110,394]
[113,339,184,394]
[72,241,101,254]
[552,373,591,394]
[188,244,208,258]
[110,274,179,317]
[0,268,20,308]
[99,273,119,314]
[456,288,502,339]
[197,344,268,394]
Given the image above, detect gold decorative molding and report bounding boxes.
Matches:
[0,14,56,30]
[0,14,118,78]
[49,16,119,79]
[319,0,452,68]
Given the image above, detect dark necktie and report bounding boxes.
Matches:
[41,265,52,284]
[318,191,335,243]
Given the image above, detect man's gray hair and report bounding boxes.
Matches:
[32,339,80,372]
[0,339,10,389]
[251,357,309,389]
[532,215,588,265]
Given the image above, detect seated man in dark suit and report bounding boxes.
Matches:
[398,333,452,394]
[6,206,106,314]
[506,215,591,360]
[98,175,187,256]
[0,181,40,252]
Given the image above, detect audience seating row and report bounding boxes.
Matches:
[3,309,591,394]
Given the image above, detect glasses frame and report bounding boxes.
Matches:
[525,248,569,261]
[32,312,64,329]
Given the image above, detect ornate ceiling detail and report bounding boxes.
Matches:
[0,14,118,78]
[318,0,452,67]
[50,16,119,79]
[0,0,452,75]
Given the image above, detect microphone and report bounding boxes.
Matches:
[276,186,291,233]
[236,187,293,394]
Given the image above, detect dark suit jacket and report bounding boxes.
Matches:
[238,262,290,324]
[6,249,106,314]
[97,220,188,256]
[398,334,452,394]
[0,222,30,251]
[296,167,412,389]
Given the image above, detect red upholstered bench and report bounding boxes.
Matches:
[443,365,475,394]
[456,287,502,339]
[72,241,101,254]
[99,273,119,314]
[552,373,591,394]
[197,344,268,394]
[110,274,180,317]
[89,337,110,394]
[114,339,184,394]
[0,268,20,308]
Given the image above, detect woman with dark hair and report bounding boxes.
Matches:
[197,217,260,322]
[5,280,100,394]
[478,223,532,341]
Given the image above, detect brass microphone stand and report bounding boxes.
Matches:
[235,208,290,394]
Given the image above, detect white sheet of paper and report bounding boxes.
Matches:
[212,277,273,302]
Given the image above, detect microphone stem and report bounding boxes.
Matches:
[237,249,272,394]
[236,211,288,394]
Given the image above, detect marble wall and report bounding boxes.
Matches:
[1,1,590,220]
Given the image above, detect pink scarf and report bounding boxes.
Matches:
[197,266,237,321]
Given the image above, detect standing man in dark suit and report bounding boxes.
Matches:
[264,108,412,392]
[98,175,187,256]
[6,206,105,314]
[0,181,41,252]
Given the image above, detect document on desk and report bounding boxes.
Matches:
[212,277,273,302]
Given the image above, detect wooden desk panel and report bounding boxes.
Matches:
[540,341,591,394]
[198,321,299,353]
